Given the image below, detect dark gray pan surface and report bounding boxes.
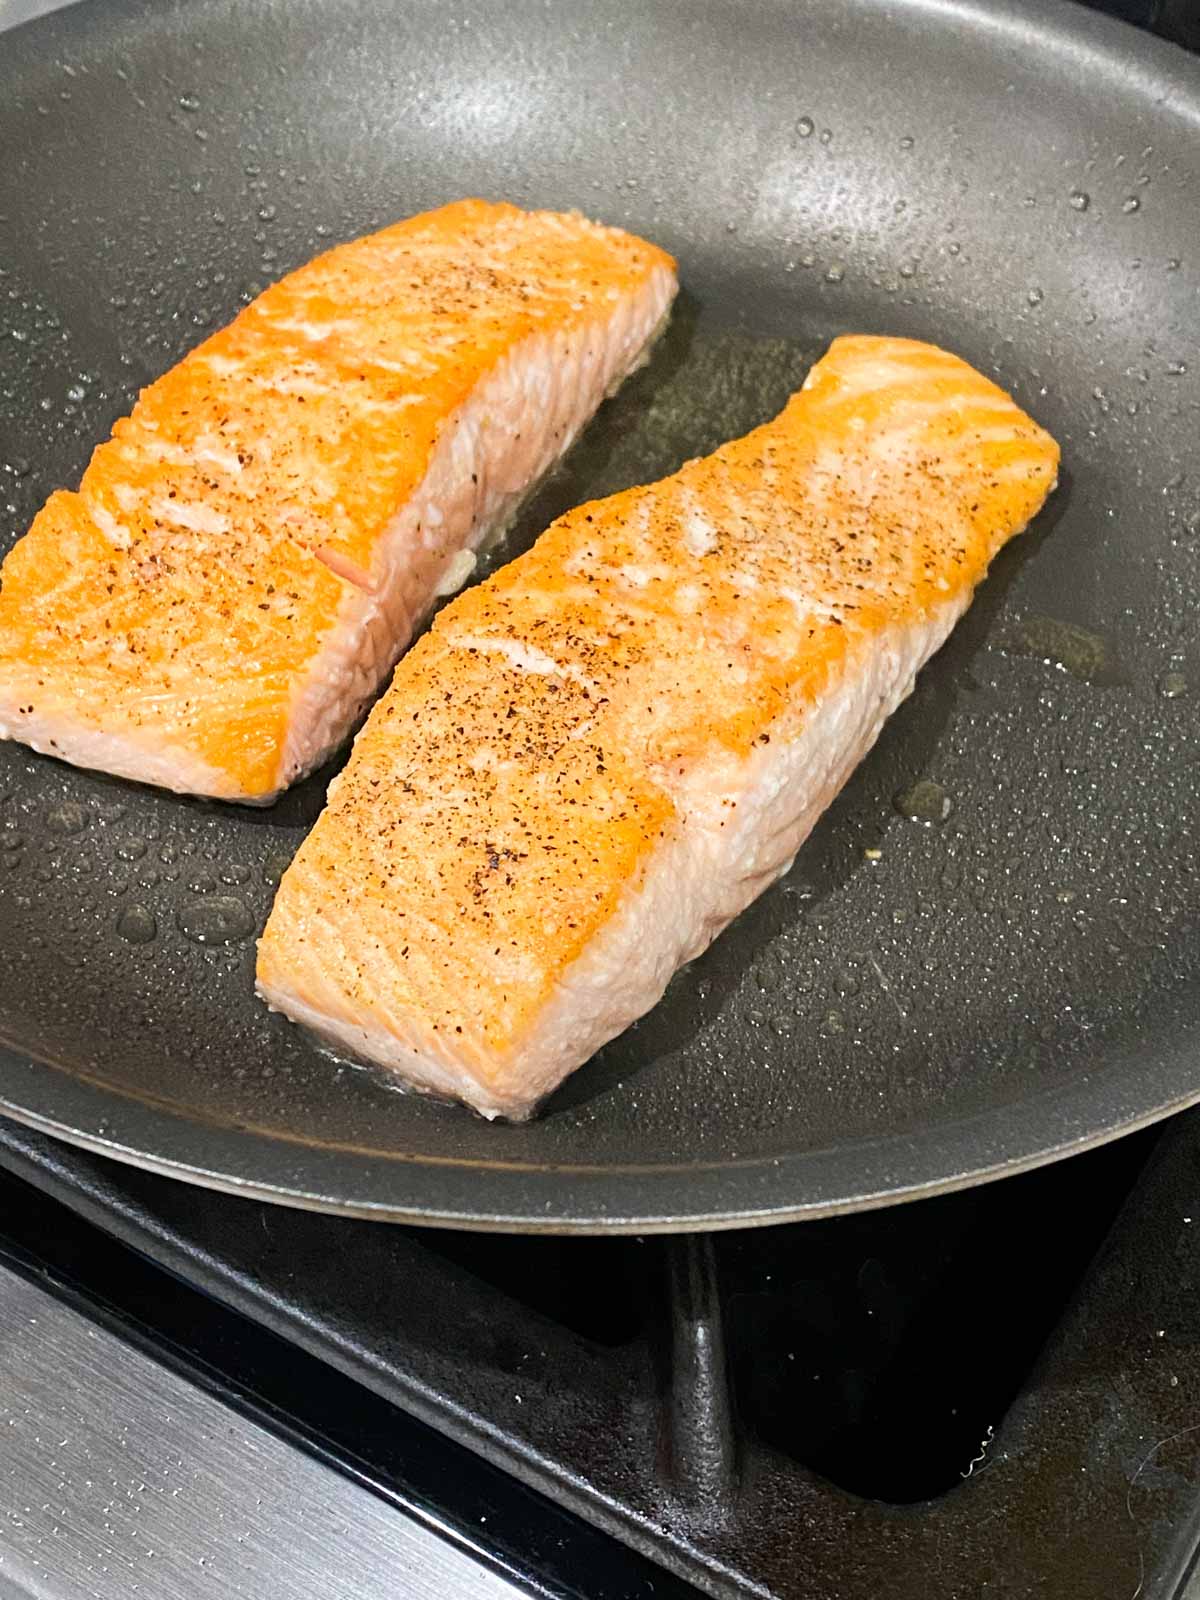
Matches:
[0,0,1198,1230]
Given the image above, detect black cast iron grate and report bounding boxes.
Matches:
[4,1108,1200,1599]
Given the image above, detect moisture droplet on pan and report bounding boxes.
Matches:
[116,904,157,945]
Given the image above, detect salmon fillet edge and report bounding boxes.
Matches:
[256,334,1060,1117]
[258,600,965,1117]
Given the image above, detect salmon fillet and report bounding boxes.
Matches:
[257,335,1060,1119]
[0,200,676,801]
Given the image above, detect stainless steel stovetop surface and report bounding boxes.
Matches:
[0,1264,524,1600]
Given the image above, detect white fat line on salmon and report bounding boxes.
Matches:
[450,634,597,690]
[677,484,718,558]
[198,352,433,403]
[802,349,966,398]
[779,586,853,627]
[350,352,447,379]
[123,434,247,477]
[87,504,132,551]
[197,352,241,378]
[148,498,230,536]
[266,315,365,342]
[265,373,434,408]
[614,562,673,588]
[193,441,245,475]
[552,576,709,629]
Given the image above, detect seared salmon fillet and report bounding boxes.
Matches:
[258,336,1059,1118]
[0,200,676,801]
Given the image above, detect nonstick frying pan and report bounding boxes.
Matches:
[0,0,1198,1232]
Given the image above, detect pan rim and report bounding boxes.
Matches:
[3,1038,1199,1232]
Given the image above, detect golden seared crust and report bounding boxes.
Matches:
[0,199,675,797]
[259,336,1059,1084]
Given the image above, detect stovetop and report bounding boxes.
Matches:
[4,1099,1200,1599]
[1,1,1198,1596]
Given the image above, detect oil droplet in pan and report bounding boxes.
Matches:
[262,850,294,887]
[177,894,254,946]
[46,801,86,835]
[999,614,1124,685]
[893,779,953,826]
